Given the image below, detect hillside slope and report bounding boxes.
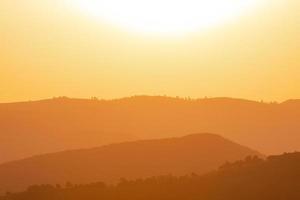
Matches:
[0,96,299,162]
[1,152,299,200]
[0,133,261,193]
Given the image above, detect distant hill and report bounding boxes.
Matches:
[0,133,261,193]
[0,96,300,162]
[1,152,299,200]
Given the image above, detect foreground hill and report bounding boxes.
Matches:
[1,152,299,200]
[0,133,261,193]
[1,96,300,162]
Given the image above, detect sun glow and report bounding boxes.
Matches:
[71,0,261,35]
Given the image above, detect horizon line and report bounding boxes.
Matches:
[1,95,299,104]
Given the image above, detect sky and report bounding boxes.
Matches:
[0,0,299,102]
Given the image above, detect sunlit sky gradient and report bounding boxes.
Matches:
[72,0,261,35]
[0,0,299,102]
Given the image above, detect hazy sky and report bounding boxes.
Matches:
[0,0,299,102]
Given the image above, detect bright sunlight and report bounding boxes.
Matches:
[71,0,262,35]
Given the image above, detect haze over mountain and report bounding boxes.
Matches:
[1,0,299,199]
[0,96,300,163]
[0,133,261,193]
[2,152,298,200]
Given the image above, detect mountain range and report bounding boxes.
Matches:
[0,133,261,193]
[0,96,299,163]
[1,152,298,200]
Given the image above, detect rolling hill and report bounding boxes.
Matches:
[0,133,261,193]
[1,152,298,200]
[0,96,300,162]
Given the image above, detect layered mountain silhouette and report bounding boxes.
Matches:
[1,152,298,200]
[1,96,300,163]
[0,133,261,193]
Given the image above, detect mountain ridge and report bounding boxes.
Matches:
[1,96,296,105]
[1,152,298,200]
[1,95,300,163]
[0,133,261,193]
[0,133,262,165]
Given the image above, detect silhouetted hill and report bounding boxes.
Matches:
[1,96,300,162]
[1,152,299,200]
[0,133,261,193]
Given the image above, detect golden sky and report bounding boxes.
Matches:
[0,0,299,102]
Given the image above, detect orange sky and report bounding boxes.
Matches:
[0,0,299,102]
